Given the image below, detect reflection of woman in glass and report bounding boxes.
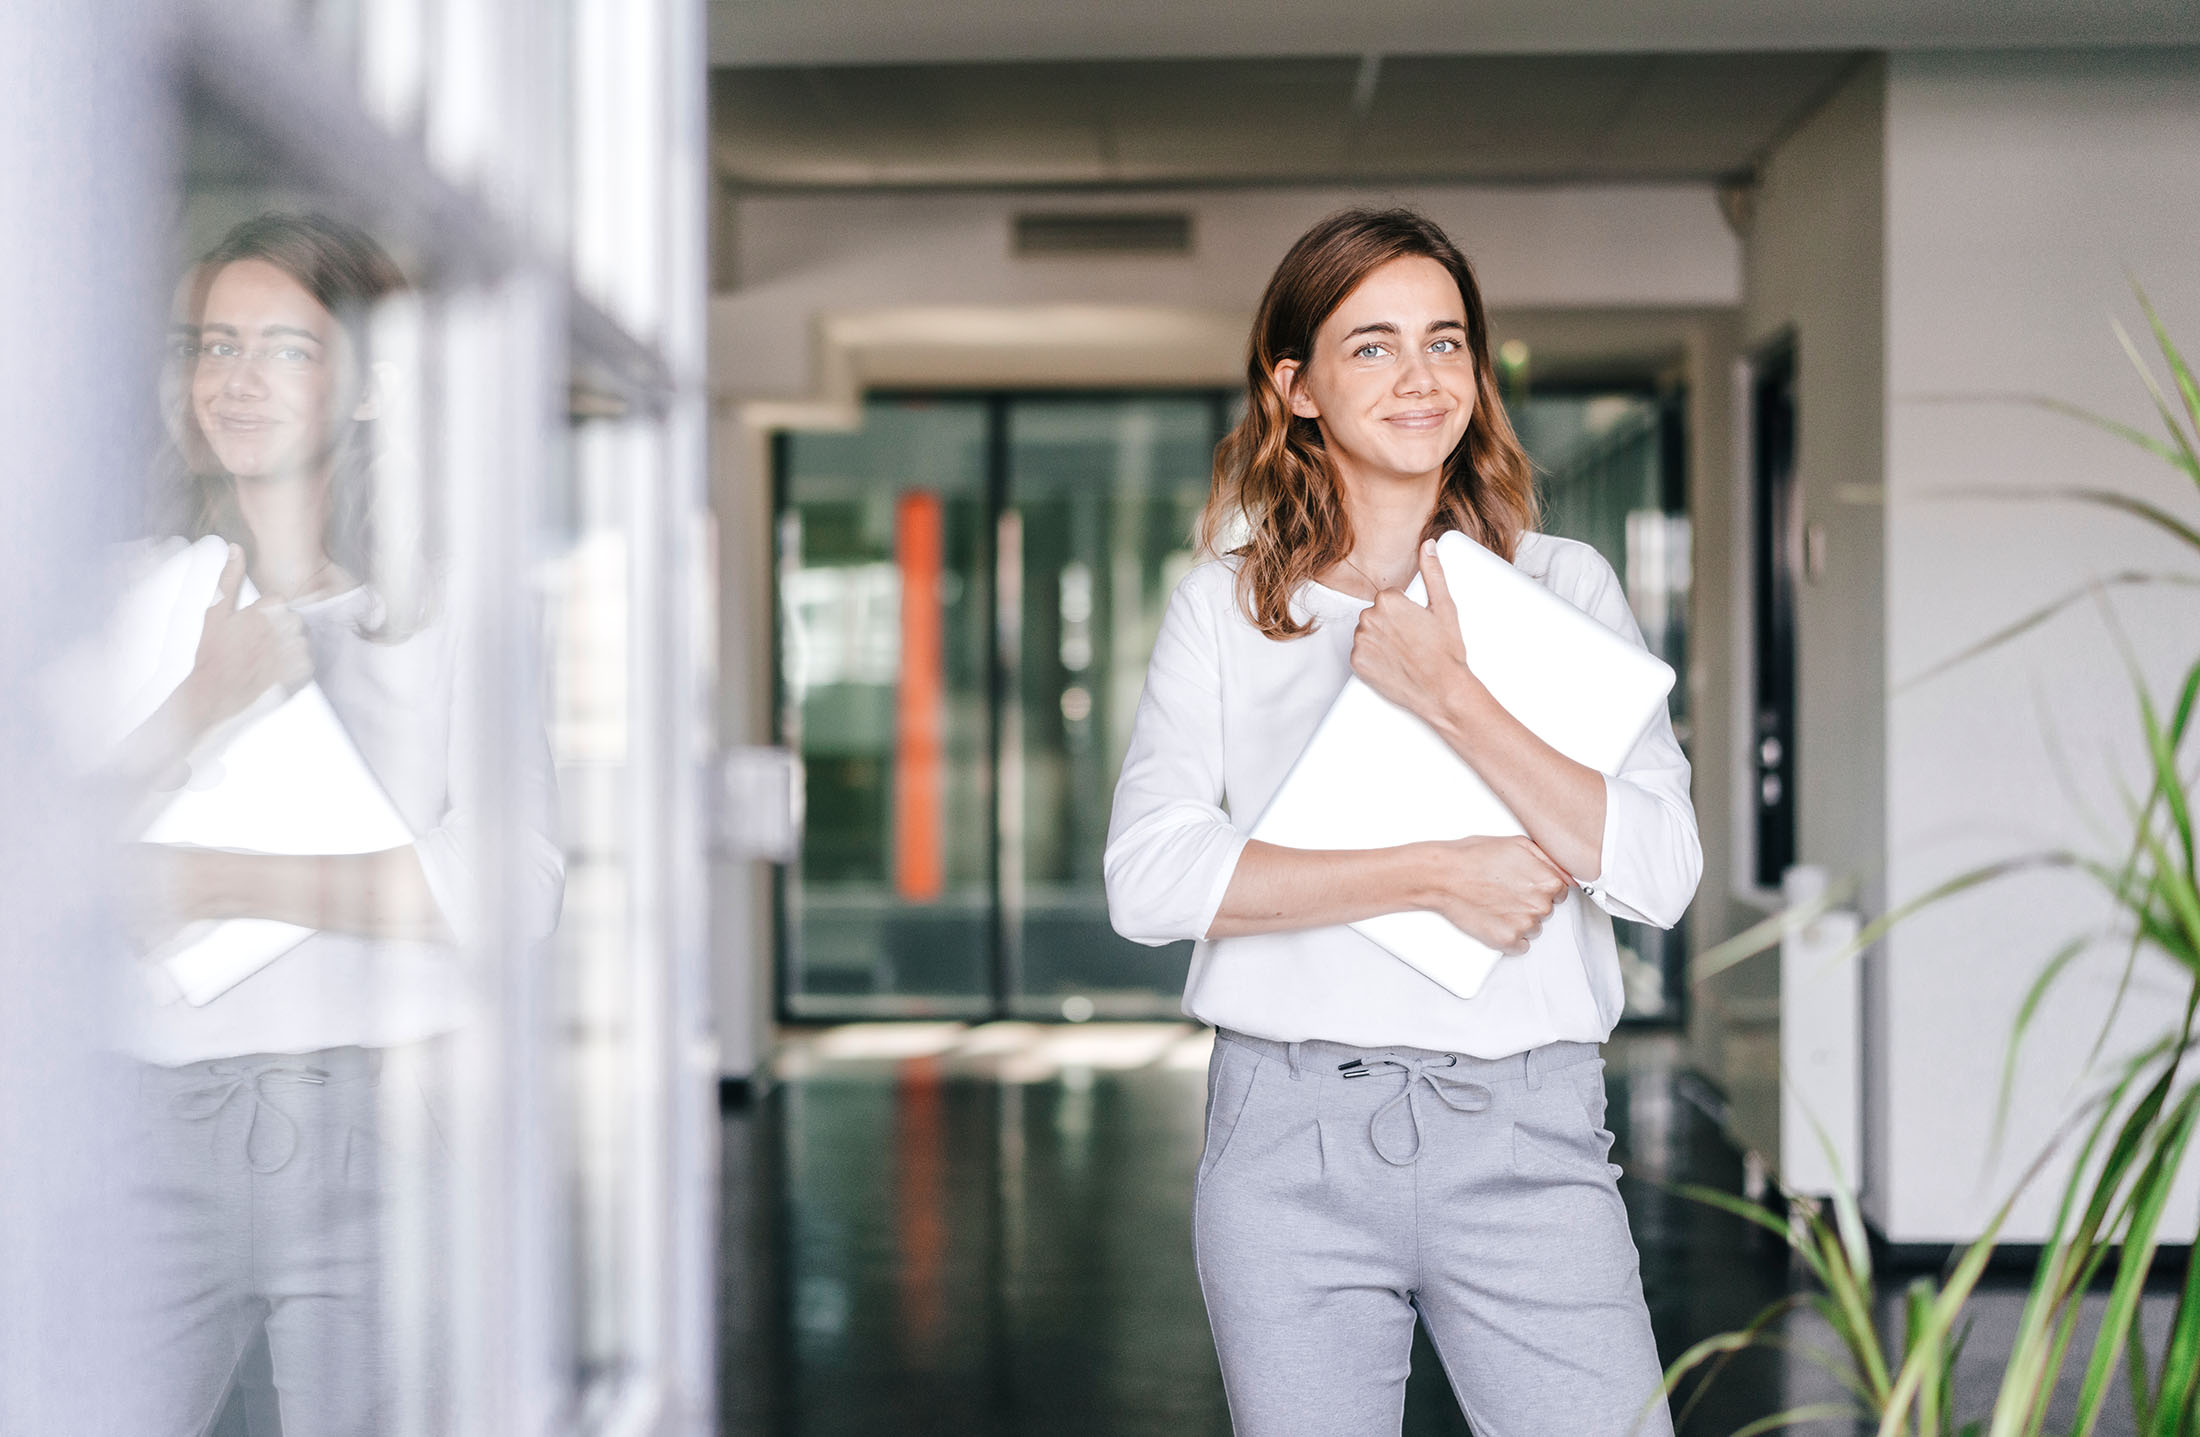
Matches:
[1106,210,1699,1434]
[121,213,563,1435]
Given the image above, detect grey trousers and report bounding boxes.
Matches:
[1195,1030,1675,1437]
[121,1044,444,1437]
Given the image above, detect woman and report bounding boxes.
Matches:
[1105,209,1699,1435]
[116,213,563,1435]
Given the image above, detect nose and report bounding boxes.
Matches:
[1394,346,1437,396]
[221,353,270,398]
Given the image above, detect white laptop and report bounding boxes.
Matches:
[120,537,417,1005]
[1248,530,1674,1000]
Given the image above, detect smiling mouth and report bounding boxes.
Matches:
[210,414,276,431]
[1384,410,1452,430]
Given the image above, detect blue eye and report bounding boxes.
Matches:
[1354,343,1388,360]
[1430,338,1461,354]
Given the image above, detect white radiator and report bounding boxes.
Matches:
[1778,864,1863,1197]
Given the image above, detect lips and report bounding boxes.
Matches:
[1383,409,1452,430]
[208,413,276,432]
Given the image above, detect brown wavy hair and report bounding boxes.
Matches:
[1199,208,1536,638]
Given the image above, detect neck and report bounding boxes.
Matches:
[234,470,336,600]
[1333,457,1442,592]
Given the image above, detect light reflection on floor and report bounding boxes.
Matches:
[720,1026,2180,1437]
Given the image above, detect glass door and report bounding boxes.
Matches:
[1003,398,1218,1018]
[778,400,997,1016]
[777,394,1223,1020]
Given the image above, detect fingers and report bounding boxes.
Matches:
[211,543,246,610]
[1511,837,1573,890]
[1419,538,1458,626]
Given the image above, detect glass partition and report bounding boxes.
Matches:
[1004,398,1213,1018]
[777,394,1221,1021]
[0,4,715,1433]
[779,400,996,1015]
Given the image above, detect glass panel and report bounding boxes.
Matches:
[540,417,638,1408]
[106,139,516,1432]
[781,399,995,1015]
[1516,390,1691,1021]
[1004,397,1212,1020]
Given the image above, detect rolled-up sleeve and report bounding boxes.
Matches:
[1103,579,1247,946]
[1572,560,1702,931]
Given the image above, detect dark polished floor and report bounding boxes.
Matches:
[716,1024,2188,1436]
[716,1025,1822,1436]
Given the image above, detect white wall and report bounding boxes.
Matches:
[1879,48,2200,1242]
[1727,60,1890,1170]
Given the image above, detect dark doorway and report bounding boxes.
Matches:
[1748,342,1800,890]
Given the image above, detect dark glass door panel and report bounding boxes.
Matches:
[780,399,995,1016]
[1003,398,1216,1018]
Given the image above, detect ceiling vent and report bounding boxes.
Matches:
[1013,211,1193,257]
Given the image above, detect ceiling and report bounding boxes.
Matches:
[709,0,2200,68]
[711,51,1869,190]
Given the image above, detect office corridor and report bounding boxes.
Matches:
[716,1028,1807,1436]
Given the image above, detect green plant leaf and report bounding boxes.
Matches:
[1985,1038,2183,1436]
[2127,1310,2156,1436]
[1929,485,2200,558]
[1907,1278,1951,1433]
[2131,829,2200,967]
[1650,1291,1812,1433]
[1991,935,2096,1159]
[1817,1218,1891,1405]
[2068,1086,2200,1436]
[2133,283,2200,447]
[1730,1404,1864,1437]
[1907,390,2186,469]
[2137,680,2196,878]
[2146,1221,2200,1436]
[1895,573,2200,692]
[1850,854,2077,959]
[1688,877,1859,985]
[2113,316,2200,488]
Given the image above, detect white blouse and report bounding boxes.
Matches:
[123,582,566,1066]
[1103,532,1701,1059]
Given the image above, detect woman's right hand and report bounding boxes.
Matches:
[1419,835,1574,955]
[178,544,313,736]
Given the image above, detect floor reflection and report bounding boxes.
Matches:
[717,1026,2175,1436]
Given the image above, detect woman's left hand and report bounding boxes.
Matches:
[1349,539,1482,724]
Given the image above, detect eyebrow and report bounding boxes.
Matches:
[1342,319,1467,342]
[194,322,323,343]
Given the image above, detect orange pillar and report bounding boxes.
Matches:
[894,490,945,901]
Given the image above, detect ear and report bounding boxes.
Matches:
[1274,359,1320,420]
[351,358,397,422]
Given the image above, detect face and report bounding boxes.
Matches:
[1276,254,1477,486]
[189,258,361,482]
